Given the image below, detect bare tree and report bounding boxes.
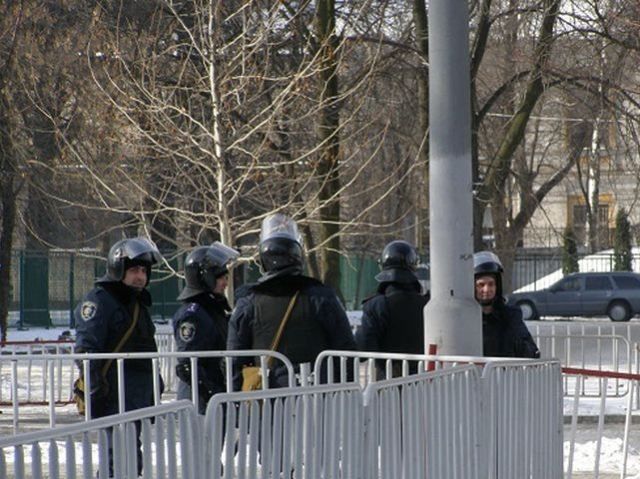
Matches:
[466,0,640,290]
[0,1,26,341]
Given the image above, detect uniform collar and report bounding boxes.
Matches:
[100,281,151,307]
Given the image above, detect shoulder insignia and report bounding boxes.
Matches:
[179,321,197,343]
[186,303,200,314]
[80,301,98,321]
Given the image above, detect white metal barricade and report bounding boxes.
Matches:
[2,350,295,432]
[562,367,640,479]
[202,383,364,479]
[0,400,199,479]
[313,350,432,389]
[315,351,564,479]
[363,364,483,479]
[536,333,632,397]
[482,359,563,479]
[153,332,177,391]
[3,349,565,479]
[0,340,76,406]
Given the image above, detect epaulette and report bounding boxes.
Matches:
[176,302,200,321]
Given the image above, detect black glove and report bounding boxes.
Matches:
[89,376,109,417]
[176,362,192,385]
[198,378,216,404]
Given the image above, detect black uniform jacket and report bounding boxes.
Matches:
[173,292,230,414]
[74,281,159,417]
[483,300,540,358]
[357,281,428,376]
[227,273,356,389]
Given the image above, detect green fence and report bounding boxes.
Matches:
[7,250,182,328]
[6,250,381,328]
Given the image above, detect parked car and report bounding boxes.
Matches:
[507,272,640,322]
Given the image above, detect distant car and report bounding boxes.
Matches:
[507,272,640,322]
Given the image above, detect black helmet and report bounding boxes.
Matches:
[473,251,503,275]
[178,242,239,300]
[375,240,420,283]
[258,214,303,276]
[100,237,162,285]
[473,250,504,299]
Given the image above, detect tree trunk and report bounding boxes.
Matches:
[0,177,18,342]
[412,0,429,252]
[0,92,21,341]
[315,0,341,293]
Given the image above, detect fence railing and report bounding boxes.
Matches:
[2,357,563,479]
[1,350,295,432]
[5,338,640,478]
[0,400,200,479]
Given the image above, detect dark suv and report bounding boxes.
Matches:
[507,272,640,322]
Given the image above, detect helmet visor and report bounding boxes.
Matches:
[121,237,162,264]
[260,214,301,244]
[206,241,240,269]
[415,263,430,280]
[473,251,503,272]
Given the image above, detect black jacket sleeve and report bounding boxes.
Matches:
[227,295,255,391]
[507,306,540,359]
[356,296,385,352]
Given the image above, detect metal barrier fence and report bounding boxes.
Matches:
[5,337,640,478]
[482,360,563,479]
[0,340,77,407]
[562,367,640,478]
[203,382,365,479]
[363,364,483,479]
[2,350,295,432]
[0,400,200,479]
[2,327,634,406]
[2,356,562,479]
[536,334,632,397]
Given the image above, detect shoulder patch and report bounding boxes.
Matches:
[186,303,200,314]
[179,321,197,343]
[80,301,98,321]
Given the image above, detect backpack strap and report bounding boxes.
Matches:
[100,301,140,377]
[266,290,300,368]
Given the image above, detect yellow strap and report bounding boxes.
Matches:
[100,301,141,377]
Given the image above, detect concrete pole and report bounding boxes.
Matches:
[423,0,482,355]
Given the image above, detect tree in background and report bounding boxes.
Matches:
[48,2,426,292]
[613,208,633,272]
[470,0,640,291]
[6,0,640,316]
[562,227,579,275]
[0,1,24,341]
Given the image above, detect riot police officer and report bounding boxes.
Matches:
[474,251,540,358]
[173,242,239,414]
[74,236,163,475]
[227,213,356,389]
[356,240,428,376]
